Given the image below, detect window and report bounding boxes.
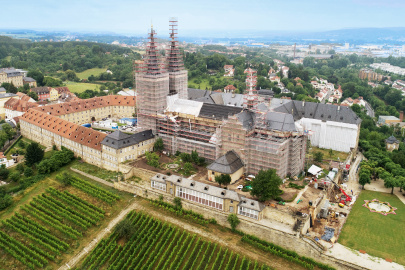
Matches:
[151,180,166,191]
[238,206,259,220]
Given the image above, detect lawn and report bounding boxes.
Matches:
[339,190,405,265]
[71,160,123,182]
[76,67,107,80]
[308,146,349,164]
[65,81,100,93]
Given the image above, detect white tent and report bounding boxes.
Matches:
[308,164,322,176]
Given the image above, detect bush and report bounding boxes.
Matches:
[227,213,240,231]
[179,152,192,162]
[174,197,182,210]
[9,172,20,182]
[0,166,9,180]
[24,167,33,177]
[18,140,25,148]
[16,163,24,174]
[145,151,160,168]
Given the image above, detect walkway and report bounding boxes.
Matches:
[329,243,405,270]
[365,179,405,205]
[58,200,138,270]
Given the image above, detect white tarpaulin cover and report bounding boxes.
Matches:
[308,165,322,175]
[297,118,358,152]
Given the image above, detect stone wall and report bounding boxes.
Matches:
[114,181,366,270]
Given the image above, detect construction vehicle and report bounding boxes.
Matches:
[331,180,352,205]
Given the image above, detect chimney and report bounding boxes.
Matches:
[302,100,305,107]
[400,111,404,122]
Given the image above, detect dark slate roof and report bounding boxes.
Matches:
[194,95,214,104]
[273,100,361,125]
[101,130,154,149]
[23,77,36,82]
[207,150,244,174]
[0,122,15,130]
[199,103,243,120]
[188,88,211,100]
[264,112,296,132]
[258,89,274,96]
[386,135,399,144]
[236,110,255,130]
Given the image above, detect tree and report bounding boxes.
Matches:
[27,70,44,86]
[154,138,164,152]
[314,152,324,163]
[328,149,333,158]
[215,175,223,187]
[24,167,33,177]
[16,163,24,174]
[191,150,199,164]
[384,177,398,194]
[18,140,25,148]
[57,172,72,186]
[183,162,193,175]
[0,166,9,180]
[222,174,231,186]
[2,124,15,140]
[25,142,44,166]
[250,169,282,202]
[28,91,38,101]
[179,152,192,162]
[9,171,20,182]
[145,151,160,168]
[115,218,135,240]
[359,169,371,189]
[37,159,52,174]
[173,197,182,210]
[227,213,240,232]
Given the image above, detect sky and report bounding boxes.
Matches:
[1,0,405,36]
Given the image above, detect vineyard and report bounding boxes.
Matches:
[0,178,120,270]
[79,210,272,270]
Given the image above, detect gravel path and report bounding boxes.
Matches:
[58,200,138,270]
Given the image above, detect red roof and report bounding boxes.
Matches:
[224,85,236,91]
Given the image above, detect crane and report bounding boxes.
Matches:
[331,180,352,206]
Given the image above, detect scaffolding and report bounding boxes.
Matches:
[243,68,259,110]
[221,113,306,178]
[135,26,170,133]
[167,18,188,99]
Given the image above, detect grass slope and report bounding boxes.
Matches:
[339,190,405,264]
[65,81,100,93]
[76,68,106,80]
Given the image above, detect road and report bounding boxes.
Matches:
[345,152,363,197]
[364,101,375,118]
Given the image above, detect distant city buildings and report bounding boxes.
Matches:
[370,63,405,76]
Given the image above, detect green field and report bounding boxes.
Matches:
[76,68,107,80]
[339,190,405,264]
[78,210,270,270]
[65,81,100,93]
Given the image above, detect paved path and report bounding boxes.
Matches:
[329,243,405,270]
[365,179,405,205]
[58,200,137,270]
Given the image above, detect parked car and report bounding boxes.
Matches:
[237,185,243,190]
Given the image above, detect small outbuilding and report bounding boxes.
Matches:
[207,150,244,183]
[385,136,400,152]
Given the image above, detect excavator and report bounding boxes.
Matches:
[331,180,352,207]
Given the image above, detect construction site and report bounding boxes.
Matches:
[130,18,364,249]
